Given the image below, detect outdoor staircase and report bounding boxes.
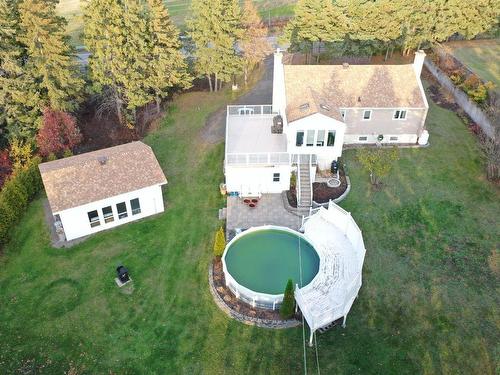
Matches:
[297,155,312,207]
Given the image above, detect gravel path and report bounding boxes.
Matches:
[200,56,274,144]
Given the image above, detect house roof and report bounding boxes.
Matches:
[39,141,167,213]
[283,64,426,123]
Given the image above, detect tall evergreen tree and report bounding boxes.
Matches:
[285,0,348,63]
[0,0,40,142]
[86,0,189,125]
[18,0,84,111]
[187,0,243,91]
[85,0,150,125]
[145,0,191,113]
[0,0,83,143]
[240,0,272,86]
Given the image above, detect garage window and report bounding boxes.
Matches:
[88,210,100,227]
[116,202,128,219]
[102,206,114,223]
[273,173,280,182]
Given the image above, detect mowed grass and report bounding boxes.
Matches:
[447,40,500,87]
[0,85,499,374]
[57,0,296,45]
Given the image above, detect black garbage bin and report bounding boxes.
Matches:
[116,265,130,283]
[331,161,339,174]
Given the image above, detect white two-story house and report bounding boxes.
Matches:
[224,49,429,206]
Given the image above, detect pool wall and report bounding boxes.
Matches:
[222,225,320,310]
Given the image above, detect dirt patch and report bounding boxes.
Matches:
[76,100,139,153]
[212,258,297,321]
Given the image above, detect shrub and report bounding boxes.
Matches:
[0,149,12,188]
[0,157,42,245]
[213,227,226,257]
[9,138,33,171]
[279,279,295,319]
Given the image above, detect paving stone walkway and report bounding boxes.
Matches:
[226,194,307,233]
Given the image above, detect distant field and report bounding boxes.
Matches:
[57,0,296,46]
[445,39,500,88]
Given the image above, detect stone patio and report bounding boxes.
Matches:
[226,194,308,235]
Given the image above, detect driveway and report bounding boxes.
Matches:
[201,55,274,144]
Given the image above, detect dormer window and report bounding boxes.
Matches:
[340,109,346,120]
[320,103,330,111]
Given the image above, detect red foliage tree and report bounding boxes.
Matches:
[0,149,13,188]
[37,109,82,157]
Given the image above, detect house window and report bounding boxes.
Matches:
[102,206,114,223]
[130,198,141,215]
[306,130,315,146]
[390,136,398,141]
[296,131,304,146]
[359,136,368,141]
[316,130,325,146]
[116,202,128,219]
[88,210,100,228]
[273,173,280,182]
[363,110,372,120]
[327,131,335,147]
[393,110,407,120]
[340,109,346,120]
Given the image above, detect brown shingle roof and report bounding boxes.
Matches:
[39,141,167,213]
[284,64,426,123]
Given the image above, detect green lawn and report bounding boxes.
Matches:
[0,85,499,374]
[448,40,500,88]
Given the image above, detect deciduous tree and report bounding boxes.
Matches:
[37,109,82,157]
[356,146,400,186]
[240,0,272,86]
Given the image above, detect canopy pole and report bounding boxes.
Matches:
[342,315,347,328]
[308,329,315,347]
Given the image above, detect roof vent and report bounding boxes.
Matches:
[357,96,361,102]
[299,103,310,112]
[320,103,331,111]
[97,156,108,165]
[343,62,349,69]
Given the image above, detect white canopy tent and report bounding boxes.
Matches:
[296,201,366,345]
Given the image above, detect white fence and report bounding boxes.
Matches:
[225,152,291,166]
[424,59,495,139]
[227,105,276,116]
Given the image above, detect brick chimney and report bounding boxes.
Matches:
[413,50,426,78]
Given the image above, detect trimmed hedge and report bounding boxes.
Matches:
[213,227,226,257]
[0,157,42,245]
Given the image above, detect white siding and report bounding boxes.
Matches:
[286,113,346,169]
[57,184,165,241]
[225,164,291,195]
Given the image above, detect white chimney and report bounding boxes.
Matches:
[413,50,426,78]
[272,48,286,115]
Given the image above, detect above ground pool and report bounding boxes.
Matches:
[222,226,320,309]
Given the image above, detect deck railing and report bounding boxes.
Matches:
[225,152,290,166]
[227,105,276,116]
